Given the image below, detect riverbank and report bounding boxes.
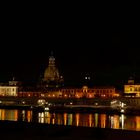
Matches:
[0,121,140,140]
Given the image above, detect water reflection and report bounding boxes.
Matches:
[0,109,18,121]
[0,109,140,131]
[120,114,125,129]
[18,110,32,122]
[95,113,98,127]
[110,115,120,129]
[68,114,72,125]
[100,114,106,128]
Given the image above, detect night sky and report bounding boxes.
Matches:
[0,11,139,88]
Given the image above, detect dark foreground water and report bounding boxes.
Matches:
[0,109,140,131]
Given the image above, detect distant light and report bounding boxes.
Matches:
[76,95,79,98]
[95,102,98,106]
[37,99,46,105]
[89,94,91,97]
[85,76,90,80]
[41,94,45,97]
[44,107,49,111]
[48,103,52,106]
[22,101,25,104]
[121,109,125,113]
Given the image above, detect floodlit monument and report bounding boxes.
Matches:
[42,52,64,89]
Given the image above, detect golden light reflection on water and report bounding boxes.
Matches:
[27,110,32,122]
[38,112,44,123]
[0,109,18,121]
[120,114,125,129]
[51,113,55,124]
[94,113,98,127]
[110,115,119,129]
[0,109,140,131]
[68,114,72,125]
[75,113,79,126]
[136,116,140,130]
[89,114,92,127]
[100,114,106,128]
[63,113,67,125]
[45,112,51,124]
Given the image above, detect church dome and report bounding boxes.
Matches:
[44,66,60,81]
[43,54,61,83]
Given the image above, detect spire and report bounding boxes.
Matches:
[48,51,55,67]
[50,51,54,56]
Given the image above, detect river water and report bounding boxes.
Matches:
[0,109,140,131]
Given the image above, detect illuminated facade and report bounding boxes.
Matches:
[45,86,119,98]
[0,75,119,98]
[0,78,20,96]
[0,86,18,96]
[15,86,119,98]
[60,86,118,98]
[124,78,140,97]
[0,83,119,98]
[18,91,42,97]
[42,53,63,88]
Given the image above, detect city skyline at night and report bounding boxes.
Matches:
[1,5,140,140]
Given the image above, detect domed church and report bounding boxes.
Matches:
[42,52,64,89]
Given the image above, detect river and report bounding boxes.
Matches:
[0,109,140,131]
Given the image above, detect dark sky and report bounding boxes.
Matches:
[0,9,139,87]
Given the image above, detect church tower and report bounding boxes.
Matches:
[43,52,64,89]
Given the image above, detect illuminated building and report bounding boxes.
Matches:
[41,52,64,89]
[33,85,119,98]
[18,88,41,97]
[0,78,41,97]
[124,77,140,97]
[59,86,119,98]
[0,86,18,96]
[0,77,20,96]
[0,77,119,98]
[8,77,22,86]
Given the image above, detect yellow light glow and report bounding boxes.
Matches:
[136,116,140,130]
[64,113,67,125]
[89,114,92,127]
[76,113,80,126]
[27,111,32,122]
[100,114,106,128]
[95,113,98,127]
